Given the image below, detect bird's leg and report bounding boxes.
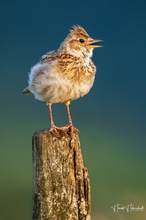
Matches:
[47,102,55,127]
[66,100,73,126]
[64,100,79,134]
[46,102,61,136]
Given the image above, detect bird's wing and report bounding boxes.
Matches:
[38,50,59,63]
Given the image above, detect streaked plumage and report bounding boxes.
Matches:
[23,25,102,136]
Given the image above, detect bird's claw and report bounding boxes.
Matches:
[49,125,67,138]
[61,124,80,136]
[49,124,79,138]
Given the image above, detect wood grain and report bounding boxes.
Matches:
[32,130,91,220]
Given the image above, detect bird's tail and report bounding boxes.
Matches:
[22,87,32,95]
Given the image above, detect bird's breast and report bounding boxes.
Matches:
[29,59,96,103]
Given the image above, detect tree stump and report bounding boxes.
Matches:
[32,130,91,220]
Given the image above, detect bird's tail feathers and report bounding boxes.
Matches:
[22,87,32,95]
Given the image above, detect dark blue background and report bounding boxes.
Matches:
[0,0,146,219]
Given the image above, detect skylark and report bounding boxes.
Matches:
[23,25,102,136]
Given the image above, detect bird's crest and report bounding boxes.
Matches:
[70,25,89,38]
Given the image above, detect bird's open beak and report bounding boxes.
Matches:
[88,39,103,48]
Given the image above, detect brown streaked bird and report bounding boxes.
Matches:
[23,25,102,136]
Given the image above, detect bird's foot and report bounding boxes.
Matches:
[48,124,79,138]
[61,124,80,136]
[49,125,67,138]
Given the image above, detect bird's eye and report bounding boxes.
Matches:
[79,39,85,43]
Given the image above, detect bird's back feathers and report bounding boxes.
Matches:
[38,50,59,64]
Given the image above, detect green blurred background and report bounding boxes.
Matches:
[0,0,146,219]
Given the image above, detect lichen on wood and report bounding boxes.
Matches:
[32,130,91,220]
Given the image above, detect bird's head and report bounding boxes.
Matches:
[61,25,102,58]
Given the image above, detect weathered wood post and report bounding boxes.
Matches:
[32,130,91,220]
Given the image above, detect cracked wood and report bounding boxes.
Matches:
[32,130,91,220]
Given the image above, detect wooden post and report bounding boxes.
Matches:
[32,130,91,220]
